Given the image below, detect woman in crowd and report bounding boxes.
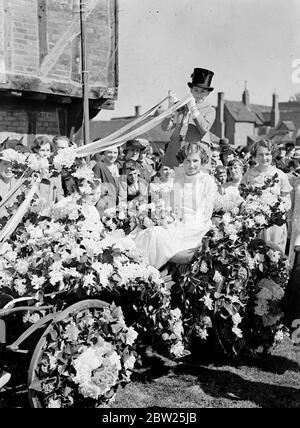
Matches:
[149,164,174,204]
[213,159,244,214]
[241,139,292,253]
[31,136,64,203]
[137,140,156,182]
[214,165,228,195]
[119,160,148,204]
[0,151,18,217]
[134,142,217,269]
[52,135,71,153]
[93,147,120,215]
[223,159,244,194]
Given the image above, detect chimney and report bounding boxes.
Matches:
[216,92,225,138]
[270,91,279,128]
[242,80,250,106]
[135,105,141,117]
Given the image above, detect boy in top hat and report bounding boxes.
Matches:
[163,68,216,169]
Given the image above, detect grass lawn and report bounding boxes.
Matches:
[112,337,300,409]
[1,337,299,408]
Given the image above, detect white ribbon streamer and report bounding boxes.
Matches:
[75,95,192,157]
[0,176,41,243]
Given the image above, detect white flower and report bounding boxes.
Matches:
[5,250,18,263]
[200,260,209,273]
[14,278,27,296]
[70,244,84,260]
[213,270,223,284]
[260,191,278,207]
[232,313,242,326]
[73,341,121,399]
[27,313,41,324]
[267,249,281,264]
[254,214,267,226]
[198,328,209,340]
[72,166,94,182]
[0,242,12,255]
[83,273,96,288]
[125,327,138,346]
[274,330,284,342]
[170,341,185,357]
[222,212,232,224]
[234,220,243,230]
[246,255,256,270]
[278,201,287,213]
[49,269,64,286]
[202,294,214,311]
[170,308,182,321]
[15,259,29,275]
[173,321,184,338]
[53,147,76,169]
[0,148,26,164]
[28,225,44,240]
[48,398,61,409]
[232,326,243,338]
[27,154,46,171]
[118,211,126,220]
[124,354,136,371]
[92,262,114,288]
[224,223,237,237]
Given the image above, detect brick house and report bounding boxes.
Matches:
[0,0,118,148]
[212,84,300,148]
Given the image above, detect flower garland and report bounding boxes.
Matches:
[177,176,290,357]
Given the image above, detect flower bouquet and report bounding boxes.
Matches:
[28,304,138,408]
[102,198,177,235]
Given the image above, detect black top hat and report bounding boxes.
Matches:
[187,68,214,92]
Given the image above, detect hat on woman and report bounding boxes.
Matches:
[187,68,214,92]
[125,138,149,150]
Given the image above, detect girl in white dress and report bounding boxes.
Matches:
[134,142,217,269]
[241,140,292,253]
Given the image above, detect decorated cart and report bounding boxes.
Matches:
[0,95,293,407]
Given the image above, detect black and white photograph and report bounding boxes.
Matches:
[0,0,299,410]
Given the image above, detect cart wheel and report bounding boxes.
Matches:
[28,299,110,408]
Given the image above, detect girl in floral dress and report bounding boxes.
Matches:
[241,140,292,253]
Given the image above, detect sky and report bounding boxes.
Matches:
[97,0,300,120]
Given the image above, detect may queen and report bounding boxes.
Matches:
[133,142,217,269]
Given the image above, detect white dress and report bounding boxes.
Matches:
[133,168,217,269]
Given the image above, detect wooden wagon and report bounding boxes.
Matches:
[0,267,176,408]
